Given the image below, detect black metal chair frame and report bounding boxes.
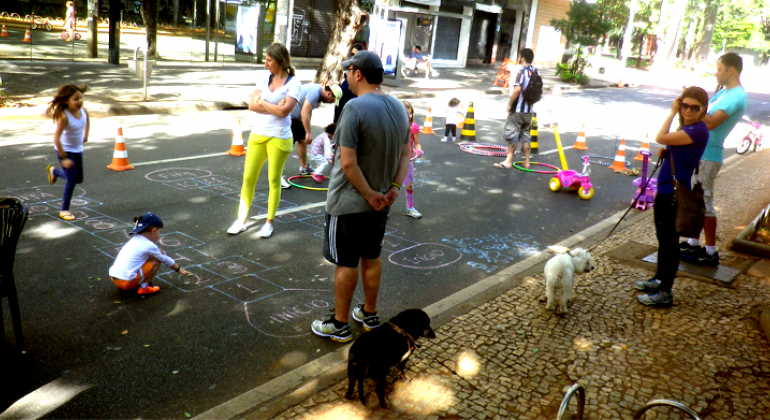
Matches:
[1,197,29,352]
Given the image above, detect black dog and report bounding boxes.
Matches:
[345,308,436,408]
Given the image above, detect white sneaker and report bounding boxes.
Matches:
[431,71,440,77]
[406,208,422,219]
[281,176,291,189]
[227,219,247,235]
[257,223,273,238]
[441,137,448,143]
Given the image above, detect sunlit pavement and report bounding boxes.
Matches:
[2,57,770,419]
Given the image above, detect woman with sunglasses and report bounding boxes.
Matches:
[634,86,710,307]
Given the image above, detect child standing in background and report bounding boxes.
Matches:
[442,98,462,143]
[310,123,336,183]
[401,101,423,219]
[46,84,90,221]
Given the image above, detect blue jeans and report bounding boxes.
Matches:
[54,151,84,211]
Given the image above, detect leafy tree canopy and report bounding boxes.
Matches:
[550,0,613,49]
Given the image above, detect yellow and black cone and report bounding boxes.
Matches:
[460,102,476,141]
[530,113,539,154]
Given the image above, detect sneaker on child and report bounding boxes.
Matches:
[281,176,291,189]
[311,174,326,184]
[405,208,422,219]
[351,304,381,331]
[441,137,448,143]
[311,317,352,342]
[137,283,160,295]
[299,166,315,175]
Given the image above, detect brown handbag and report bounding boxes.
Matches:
[669,149,706,238]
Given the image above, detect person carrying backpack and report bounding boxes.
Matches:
[495,48,542,170]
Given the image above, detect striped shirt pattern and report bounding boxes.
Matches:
[513,65,536,114]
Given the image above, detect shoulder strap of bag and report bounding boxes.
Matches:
[668,147,700,183]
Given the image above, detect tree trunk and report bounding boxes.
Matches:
[620,0,638,60]
[693,0,718,64]
[652,0,686,68]
[140,0,159,57]
[313,0,369,85]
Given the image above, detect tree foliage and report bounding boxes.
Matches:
[550,0,613,51]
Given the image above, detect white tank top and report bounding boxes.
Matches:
[60,109,87,153]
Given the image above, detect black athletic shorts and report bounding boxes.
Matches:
[324,211,389,268]
[291,117,305,143]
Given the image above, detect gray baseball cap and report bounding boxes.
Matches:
[341,51,384,72]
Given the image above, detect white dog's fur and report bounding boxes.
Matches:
[543,248,594,314]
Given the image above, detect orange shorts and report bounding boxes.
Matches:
[111,261,154,290]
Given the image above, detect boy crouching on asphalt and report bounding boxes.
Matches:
[109,213,191,295]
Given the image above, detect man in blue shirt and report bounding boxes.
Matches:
[410,45,439,79]
[681,53,749,266]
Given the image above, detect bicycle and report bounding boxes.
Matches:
[736,115,763,154]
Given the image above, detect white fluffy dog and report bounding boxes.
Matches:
[543,248,594,314]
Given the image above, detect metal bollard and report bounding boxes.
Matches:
[557,383,586,420]
[128,46,151,101]
[633,399,703,420]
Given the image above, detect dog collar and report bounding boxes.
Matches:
[387,322,417,363]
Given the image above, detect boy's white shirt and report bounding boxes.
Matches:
[310,132,333,160]
[109,235,175,280]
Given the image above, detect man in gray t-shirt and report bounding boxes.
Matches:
[290,83,342,175]
[311,51,411,343]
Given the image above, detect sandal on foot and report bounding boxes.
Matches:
[59,211,75,221]
[47,165,58,185]
[493,162,512,169]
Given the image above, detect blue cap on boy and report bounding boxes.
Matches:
[130,213,164,235]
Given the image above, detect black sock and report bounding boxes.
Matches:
[363,309,376,317]
[332,318,347,328]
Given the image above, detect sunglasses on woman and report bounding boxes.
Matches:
[679,103,704,113]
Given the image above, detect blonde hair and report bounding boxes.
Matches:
[401,100,414,124]
[265,43,295,77]
[47,84,87,122]
[66,1,74,7]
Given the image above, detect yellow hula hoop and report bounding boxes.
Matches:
[287,175,329,191]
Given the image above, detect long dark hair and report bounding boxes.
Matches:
[678,86,709,129]
[47,84,87,122]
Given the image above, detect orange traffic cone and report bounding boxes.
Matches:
[420,107,435,135]
[634,134,651,161]
[107,128,135,171]
[22,27,31,42]
[573,123,588,150]
[609,139,628,172]
[227,119,246,156]
[1,24,8,37]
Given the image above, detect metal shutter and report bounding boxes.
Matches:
[310,0,336,57]
[291,0,313,57]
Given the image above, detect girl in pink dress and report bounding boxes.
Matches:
[400,101,424,219]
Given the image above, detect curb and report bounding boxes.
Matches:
[191,206,650,420]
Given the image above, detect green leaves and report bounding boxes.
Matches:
[550,0,613,49]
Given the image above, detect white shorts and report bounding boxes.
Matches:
[696,160,722,217]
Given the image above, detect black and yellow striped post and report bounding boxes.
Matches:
[530,113,538,154]
[459,102,476,141]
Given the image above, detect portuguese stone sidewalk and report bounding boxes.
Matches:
[235,149,770,420]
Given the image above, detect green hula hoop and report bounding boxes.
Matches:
[512,161,560,174]
[287,175,329,191]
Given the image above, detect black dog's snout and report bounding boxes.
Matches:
[425,328,436,339]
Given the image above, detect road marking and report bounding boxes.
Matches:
[132,152,228,167]
[537,145,574,156]
[250,201,327,221]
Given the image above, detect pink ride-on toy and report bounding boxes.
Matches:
[547,124,594,200]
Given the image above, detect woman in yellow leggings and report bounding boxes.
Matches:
[227,43,302,238]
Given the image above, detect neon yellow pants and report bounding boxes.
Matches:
[238,134,293,221]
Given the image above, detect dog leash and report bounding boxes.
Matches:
[595,156,663,247]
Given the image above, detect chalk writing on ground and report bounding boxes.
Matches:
[442,233,542,273]
[245,289,335,338]
[388,243,462,269]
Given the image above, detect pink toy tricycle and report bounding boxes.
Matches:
[548,155,594,199]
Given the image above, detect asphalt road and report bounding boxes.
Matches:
[0,87,762,418]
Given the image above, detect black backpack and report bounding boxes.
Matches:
[520,67,543,106]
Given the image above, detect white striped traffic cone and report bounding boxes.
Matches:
[573,123,588,150]
[107,127,135,171]
[226,119,246,156]
[634,134,651,161]
[609,139,628,172]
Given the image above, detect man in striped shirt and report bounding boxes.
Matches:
[496,48,536,169]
